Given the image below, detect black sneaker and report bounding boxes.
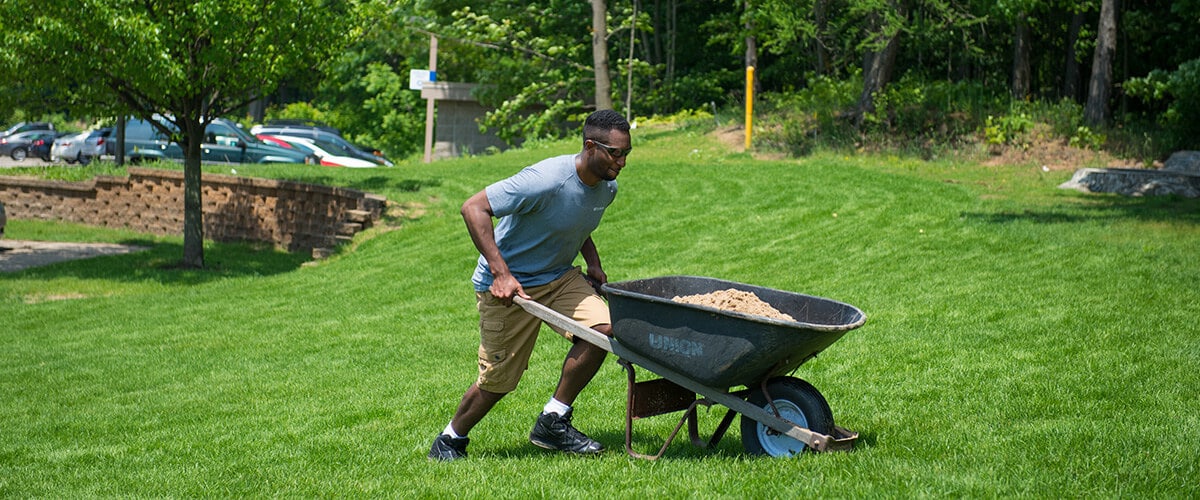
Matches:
[428,434,469,461]
[529,409,604,455]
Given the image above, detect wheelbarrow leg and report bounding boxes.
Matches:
[623,361,693,460]
[621,360,744,459]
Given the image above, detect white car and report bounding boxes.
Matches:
[51,131,90,163]
[51,129,110,164]
[259,134,377,168]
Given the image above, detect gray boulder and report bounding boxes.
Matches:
[1059,166,1200,198]
[1163,151,1200,174]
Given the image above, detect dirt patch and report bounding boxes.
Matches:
[709,121,1153,171]
[672,288,796,322]
[708,125,789,160]
[0,240,149,272]
[982,138,1151,171]
[712,125,745,152]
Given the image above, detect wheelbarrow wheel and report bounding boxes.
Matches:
[740,377,834,457]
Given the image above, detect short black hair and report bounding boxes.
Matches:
[583,109,630,143]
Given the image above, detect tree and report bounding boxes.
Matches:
[856,0,906,126]
[1,0,360,268]
[1011,10,1032,99]
[1061,7,1088,102]
[1084,0,1118,126]
[592,0,615,110]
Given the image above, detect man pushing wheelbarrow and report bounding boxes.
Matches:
[428,109,633,461]
[429,110,866,462]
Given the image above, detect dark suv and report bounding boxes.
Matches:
[2,122,55,138]
[250,122,393,167]
[124,116,316,165]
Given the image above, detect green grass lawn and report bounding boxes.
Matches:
[2,126,1197,496]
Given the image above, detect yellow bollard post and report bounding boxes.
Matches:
[744,66,755,150]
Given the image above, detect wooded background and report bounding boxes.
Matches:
[3,0,1197,159]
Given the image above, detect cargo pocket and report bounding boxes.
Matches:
[477,318,516,391]
[479,319,508,364]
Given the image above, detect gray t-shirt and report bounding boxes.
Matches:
[472,154,618,291]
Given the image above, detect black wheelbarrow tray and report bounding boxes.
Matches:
[515,275,867,459]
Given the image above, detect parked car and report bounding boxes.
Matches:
[80,128,112,164]
[257,134,378,168]
[1,121,54,138]
[54,128,111,164]
[123,116,316,165]
[52,131,89,163]
[257,119,342,136]
[250,123,393,166]
[29,133,61,161]
[0,130,59,161]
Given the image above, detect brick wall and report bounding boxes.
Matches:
[0,167,386,255]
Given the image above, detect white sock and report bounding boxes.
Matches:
[543,397,571,416]
[443,422,463,439]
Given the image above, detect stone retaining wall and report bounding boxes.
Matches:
[0,167,386,254]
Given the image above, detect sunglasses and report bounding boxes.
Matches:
[588,139,633,158]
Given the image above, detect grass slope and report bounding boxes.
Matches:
[1,127,1197,496]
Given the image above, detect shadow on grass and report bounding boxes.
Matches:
[9,239,310,286]
[273,175,442,196]
[963,194,1200,225]
[478,428,745,461]
[479,425,870,461]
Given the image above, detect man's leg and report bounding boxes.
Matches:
[529,323,610,455]
[552,324,611,405]
[450,383,506,436]
[430,383,506,461]
[432,289,538,461]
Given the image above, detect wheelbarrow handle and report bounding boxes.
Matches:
[513,296,614,353]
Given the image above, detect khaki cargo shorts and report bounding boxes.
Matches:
[475,267,610,393]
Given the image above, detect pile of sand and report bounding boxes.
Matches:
[672,288,795,322]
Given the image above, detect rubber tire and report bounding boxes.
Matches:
[11,147,27,161]
[740,377,834,457]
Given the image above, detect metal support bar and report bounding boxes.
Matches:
[612,342,837,452]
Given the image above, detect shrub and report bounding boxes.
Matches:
[1124,58,1200,150]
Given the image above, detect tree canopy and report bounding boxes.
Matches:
[1,0,362,267]
[4,0,1196,161]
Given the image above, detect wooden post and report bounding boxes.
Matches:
[423,35,439,164]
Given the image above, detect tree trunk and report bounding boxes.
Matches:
[591,0,614,110]
[625,0,638,121]
[1084,0,1118,126]
[744,0,759,94]
[814,0,831,75]
[856,2,904,127]
[1011,12,1031,99]
[666,0,677,110]
[1062,10,1086,102]
[181,118,205,269]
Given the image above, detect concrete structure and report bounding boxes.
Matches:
[421,82,509,160]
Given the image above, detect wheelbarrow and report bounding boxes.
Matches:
[514,275,867,459]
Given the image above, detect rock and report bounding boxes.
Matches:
[1059,167,1200,198]
[1163,151,1200,174]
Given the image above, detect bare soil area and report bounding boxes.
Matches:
[708,124,1152,171]
[981,139,1153,171]
[0,240,149,272]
